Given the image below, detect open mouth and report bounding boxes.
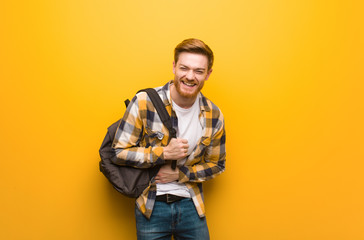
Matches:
[182,80,197,87]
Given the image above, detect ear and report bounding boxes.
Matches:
[173,61,176,74]
[205,68,213,81]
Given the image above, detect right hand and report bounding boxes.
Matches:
[163,138,189,160]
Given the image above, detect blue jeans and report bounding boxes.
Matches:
[135,198,210,240]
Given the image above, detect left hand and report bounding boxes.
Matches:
[154,163,179,184]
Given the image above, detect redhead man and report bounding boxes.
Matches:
[112,38,226,240]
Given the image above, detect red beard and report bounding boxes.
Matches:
[173,78,204,99]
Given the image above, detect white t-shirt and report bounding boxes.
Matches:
[156,97,203,197]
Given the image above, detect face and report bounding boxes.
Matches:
[173,52,212,99]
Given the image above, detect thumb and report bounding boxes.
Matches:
[177,138,188,143]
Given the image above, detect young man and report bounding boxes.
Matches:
[112,38,226,239]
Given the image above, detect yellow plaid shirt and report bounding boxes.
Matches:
[112,81,226,219]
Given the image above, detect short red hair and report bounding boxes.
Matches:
[174,38,214,71]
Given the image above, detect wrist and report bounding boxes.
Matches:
[163,146,171,160]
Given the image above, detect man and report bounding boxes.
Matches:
[112,38,226,239]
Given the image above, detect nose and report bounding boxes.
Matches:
[186,70,194,80]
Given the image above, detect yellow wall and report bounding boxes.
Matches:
[1,1,363,239]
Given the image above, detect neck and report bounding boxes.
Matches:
[170,84,197,109]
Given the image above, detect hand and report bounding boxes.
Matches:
[155,163,179,184]
[163,138,189,160]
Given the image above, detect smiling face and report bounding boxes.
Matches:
[172,52,212,105]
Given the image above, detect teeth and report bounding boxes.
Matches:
[183,81,196,86]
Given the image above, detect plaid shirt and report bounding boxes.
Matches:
[112,81,226,219]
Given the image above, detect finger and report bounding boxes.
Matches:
[176,138,187,143]
[183,143,189,150]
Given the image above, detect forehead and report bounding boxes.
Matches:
[176,52,208,69]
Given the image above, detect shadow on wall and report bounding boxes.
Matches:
[100,179,137,233]
[203,177,222,199]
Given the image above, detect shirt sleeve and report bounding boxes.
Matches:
[111,95,165,168]
[178,111,226,183]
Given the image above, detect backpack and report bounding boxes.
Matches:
[99,88,176,198]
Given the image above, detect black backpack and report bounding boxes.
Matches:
[99,88,176,198]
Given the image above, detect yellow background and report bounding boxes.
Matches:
[1,0,363,239]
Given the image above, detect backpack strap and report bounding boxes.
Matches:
[138,88,177,169]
